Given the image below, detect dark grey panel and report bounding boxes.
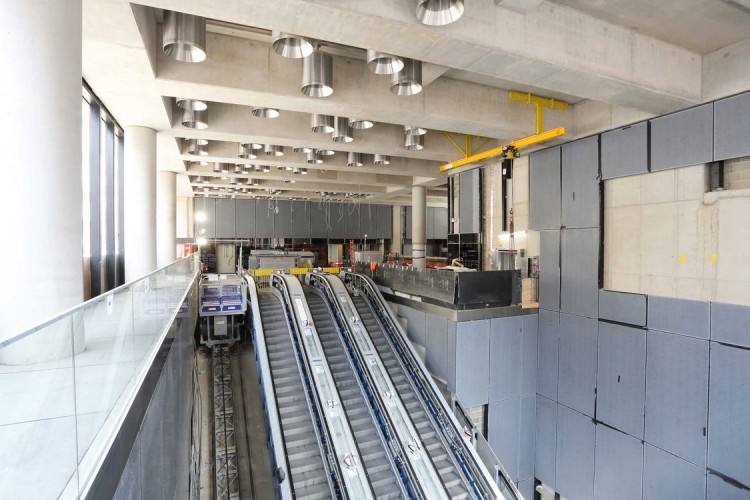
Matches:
[645,330,708,466]
[488,398,520,482]
[214,199,235,239]
[594,426,644,500]
[425,313,448,382]
[643,444,706,500]
[556,404,595,500]
[707,474,750,500]
[599,289,647,326]
[291,201,310,240]
[521,314,538,396]
[195,197,215,239]
[234,199,256,238]
[328,202,346,239]
[540,230,561,311]
[401,305,426,347]
[459,168,481,234]
[536,395,557,489]
[558,313,598,417]
[376,204,393,240]
[708,343,750,485]
[455,319,490,407]
[309,201,328,239]
[597,322,646,438]
[255,199,274,238]
[711,302,750,348]
[274,200,293,238]
[405,206,412,239]
[601,122,649,179]
[344,203,361,239]
[560,228,599,319]
[648,295,710,339]
[651,103,713,171]
[714,91,750,161]
[433,207,448,239]
[537,310,560,401]
[519,394,536,481]
[561,136,600,229]
[529,146,561,230]
[489,316,522,402]
[426,206,436,239]
[360,204,376,241]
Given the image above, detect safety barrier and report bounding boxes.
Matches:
[246,267,341,288]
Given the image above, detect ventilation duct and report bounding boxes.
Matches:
[307,151,324,164]
[264,144,284,156]
[416,0,465,26]
[162,11,207,63]
[332,117,353,143]
[347,152,364,167]
[405,134,425,150]
[181,108,208,129]
[349,118,375,130]
[391,58,422,96]
[302,50,333,97]
[404,124,427,136]
[366,50,404,75]
[374,154,391,165]
[252,107,279,118]
[176,98,207,111]
[311,113,334,133]
[272,31,313,58]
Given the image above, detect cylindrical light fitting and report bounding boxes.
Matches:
[316,149,335,156]
[221,163,230,173]
[347,152,364,167]
[241,142,263,150]
[176,98,207,111]
[374,154,391,165]
[194,175,204,184]
[293,168,301,175]
[264,144,284,156]
[391,58,423,96]
[188,139,208,156]
[416,0,465,26]
[332,117,353,143]
[234,164,243,174]
[272,31,313,58]
[230,177,238,185]
[306,151,324,164]
[212,162,221,173]
[405,134,425,150]
[366,49,404,75]
[349,118,375,130]
[300,168,308,175]
[311,114,334,133]
[238,144,257,160]
[262,165,270,173]
[254,165,263,172]
[251,107,280,118]
[302,51,333,97]
[181,108,208,129]
[293,146,313,153]
[404,124,427,136]
[162,11,207,63]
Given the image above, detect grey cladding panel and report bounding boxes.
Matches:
[424,314,448,382]
[558,313,598,418]
[328,202,345,239]
[707,474,750,500]
[648,295,710,339]
[459,168,481,234]
[535,395,557,489]
[597,323,646,438]
[643,444,706,500]
[274,200,292,238]
[539,230,560,311]
[360,204,376,240]
[714,91,750,161]
[599,290,647,326]
[195,197,215,239]
[344,203,360,238]
[405,206,412,239]
[375,204,393,239]
[594,426,644,500]
[555,405,595,500]
[489,317,523,402]
[255,200,274,237]
[708,343,750,485]
[309,201,328,239]
[426,206,436,239]
[214,199,235,239]
[645,330,708,466]
[521,314,538,395]
[519,395,535,481]
[291,201,310,240]
[561,136,600,229]
[234,199,255,238]
[455,319,490,407]
[651,103,713,171]
[537,310,560,401]
[529,146,561,230]
[488,398,520,482]
[433,207,448,239]
[560,228,599,319]
[711,302,750,348]
[601,121,649,179]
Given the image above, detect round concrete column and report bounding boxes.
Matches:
[412,186,427,269]
[0,0,84,363]
[156,171,177,267]
[124,126,157,282]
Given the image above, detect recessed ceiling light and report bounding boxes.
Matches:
[162,11,206,63]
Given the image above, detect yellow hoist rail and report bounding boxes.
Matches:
[246,267,342,288]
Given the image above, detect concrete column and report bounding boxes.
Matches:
[391,206,403,256]
[412,187,427,269]
[156,171,177,267]
[124,126,157,281]
[0,0,84,363]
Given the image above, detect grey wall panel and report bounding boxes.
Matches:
[529,146,561,230]
[274,200,293,238]
[344,203,360,239]
[643,444,706,500]
[519,394,536,481]
[714,91,750,161]
[426,206,436,239]
[489,316,522,402]
[328,202,346,239]
[455,319,490,408]
[255,200,274,238]
[359,204,376,240]
[400,305,426,347]
[556,405,595,500]
[195,197,215,239]
[599,290,647,326]
[561,136,600,229]
[560,228,599,319]
[459,168,481,234]
[291,201,310,240]
[594,426,644,500]
[536,395,557,489]
[537,310,560,401]
[488,398,520,482]
[405,206,412,239]
[517,480,535,500]
[645,330,708,466]
[234,199,256,238]
[708,343,750,486]
[309,201,328,239]
[540,230,561,311]
[521,314,538,396]
[214,199,235,239]
[597,322,646,438]
[376,204,392,240]
[425,314,448,382]
[447,320,457,394]
[558,313,598,417]
[601,122,649,179]
[710,302,750,348]
[651,103,713,171]
[433,207,448,239]
[648,296,710,339]
[707,474,750,500]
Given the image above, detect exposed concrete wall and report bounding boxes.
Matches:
[703,36,750,102]
[572,100,656,139]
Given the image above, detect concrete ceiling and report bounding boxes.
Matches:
[81,0,750,203]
